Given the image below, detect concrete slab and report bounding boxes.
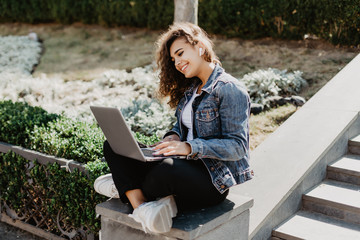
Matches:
[349,134,360,154]
[304,180,360,211]
[273,211,360,240]
[329,155,360,176]
[350,135,360,145]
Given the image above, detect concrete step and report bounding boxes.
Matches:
[302,180,360,225]
[327,154,360,185]
[348,134,360,155]
[272,211,360,240]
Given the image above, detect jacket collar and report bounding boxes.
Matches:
[200,64,224,94]
[184,64,224,97]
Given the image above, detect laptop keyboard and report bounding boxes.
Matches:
[141,148,165,157]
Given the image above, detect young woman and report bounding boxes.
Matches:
[94,22,253,234]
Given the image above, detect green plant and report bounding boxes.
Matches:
[30,117,105,163]
[0,151,29,211]
[121,99,175,137]
[134,132,160,146]
[0,150,109,237]
[0,100,58,146]
[241,68,307,106]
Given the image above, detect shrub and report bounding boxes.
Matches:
[121,98,175,137]
[0,100,58,146]
[0,100,162,163]
[241,68,307,106]
[0,35,42,75]
[0,151,109,237]
[0,99,164,237]
[29,117,105,163]
[0,151,29,211]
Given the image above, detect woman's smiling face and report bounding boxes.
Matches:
[170,38,203,79]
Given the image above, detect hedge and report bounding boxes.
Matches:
[0,100,158,164]
[0,0,359,45]
[0,151,108,237]
[0,100,159,237]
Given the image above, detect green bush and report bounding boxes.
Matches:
[0,151,109,236]
[30,117,105,163]
[0,100,58,146]
[0,100,159,164]
[0,151,29,211]
[241,68,307,106]
[0,100,164,237]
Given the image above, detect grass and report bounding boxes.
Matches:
[249,104,297,150]
[0,22,358,150]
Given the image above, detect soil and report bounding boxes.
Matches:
[0,221,44,240]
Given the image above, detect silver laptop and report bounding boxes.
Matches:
[90,105,184,162]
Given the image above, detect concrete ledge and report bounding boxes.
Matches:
[96,193,253,240]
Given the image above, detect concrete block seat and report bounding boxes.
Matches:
[96,193,253,240]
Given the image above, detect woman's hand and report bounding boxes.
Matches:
[163,134,180,142]
[149,134,180,147]
[152,140,191,156]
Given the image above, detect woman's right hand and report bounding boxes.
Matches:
[149,134,180,147]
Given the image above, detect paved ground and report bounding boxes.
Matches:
[0,221,44,240]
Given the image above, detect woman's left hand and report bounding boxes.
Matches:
[152,141,191,156]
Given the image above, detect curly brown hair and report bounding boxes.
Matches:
[155,22,220,109]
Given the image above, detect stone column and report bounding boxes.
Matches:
[174,0,198,25]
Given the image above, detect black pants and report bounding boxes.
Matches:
[103,141,228,211]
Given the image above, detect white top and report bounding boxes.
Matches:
[182,88,200,141]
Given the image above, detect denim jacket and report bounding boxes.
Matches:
[165,64,253,193]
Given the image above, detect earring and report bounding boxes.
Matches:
[199,48,203,56]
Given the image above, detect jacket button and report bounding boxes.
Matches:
[210,167,215,171]
[220,185,225,189]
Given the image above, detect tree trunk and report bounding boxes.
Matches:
[174,0,198,25]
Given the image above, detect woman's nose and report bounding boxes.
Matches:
[175,58,181,66]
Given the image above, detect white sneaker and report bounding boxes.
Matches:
[129,195,178,233]
[94,173,119,199]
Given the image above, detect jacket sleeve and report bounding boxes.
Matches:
[187,81,250,161]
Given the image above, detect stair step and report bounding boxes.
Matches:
[302,180,360,225]
[327,154,360,185]
[272,211,360,240]
[348,135,360,155]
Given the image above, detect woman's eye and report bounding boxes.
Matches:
[178,51,183,57]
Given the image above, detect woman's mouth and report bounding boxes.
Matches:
[181,64,188,72]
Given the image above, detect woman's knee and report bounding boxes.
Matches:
[103,140,111,152]
[103,140,116,158]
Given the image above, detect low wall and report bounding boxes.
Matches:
[96,193,253,240]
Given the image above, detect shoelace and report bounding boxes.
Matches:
[106,183,119,201]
